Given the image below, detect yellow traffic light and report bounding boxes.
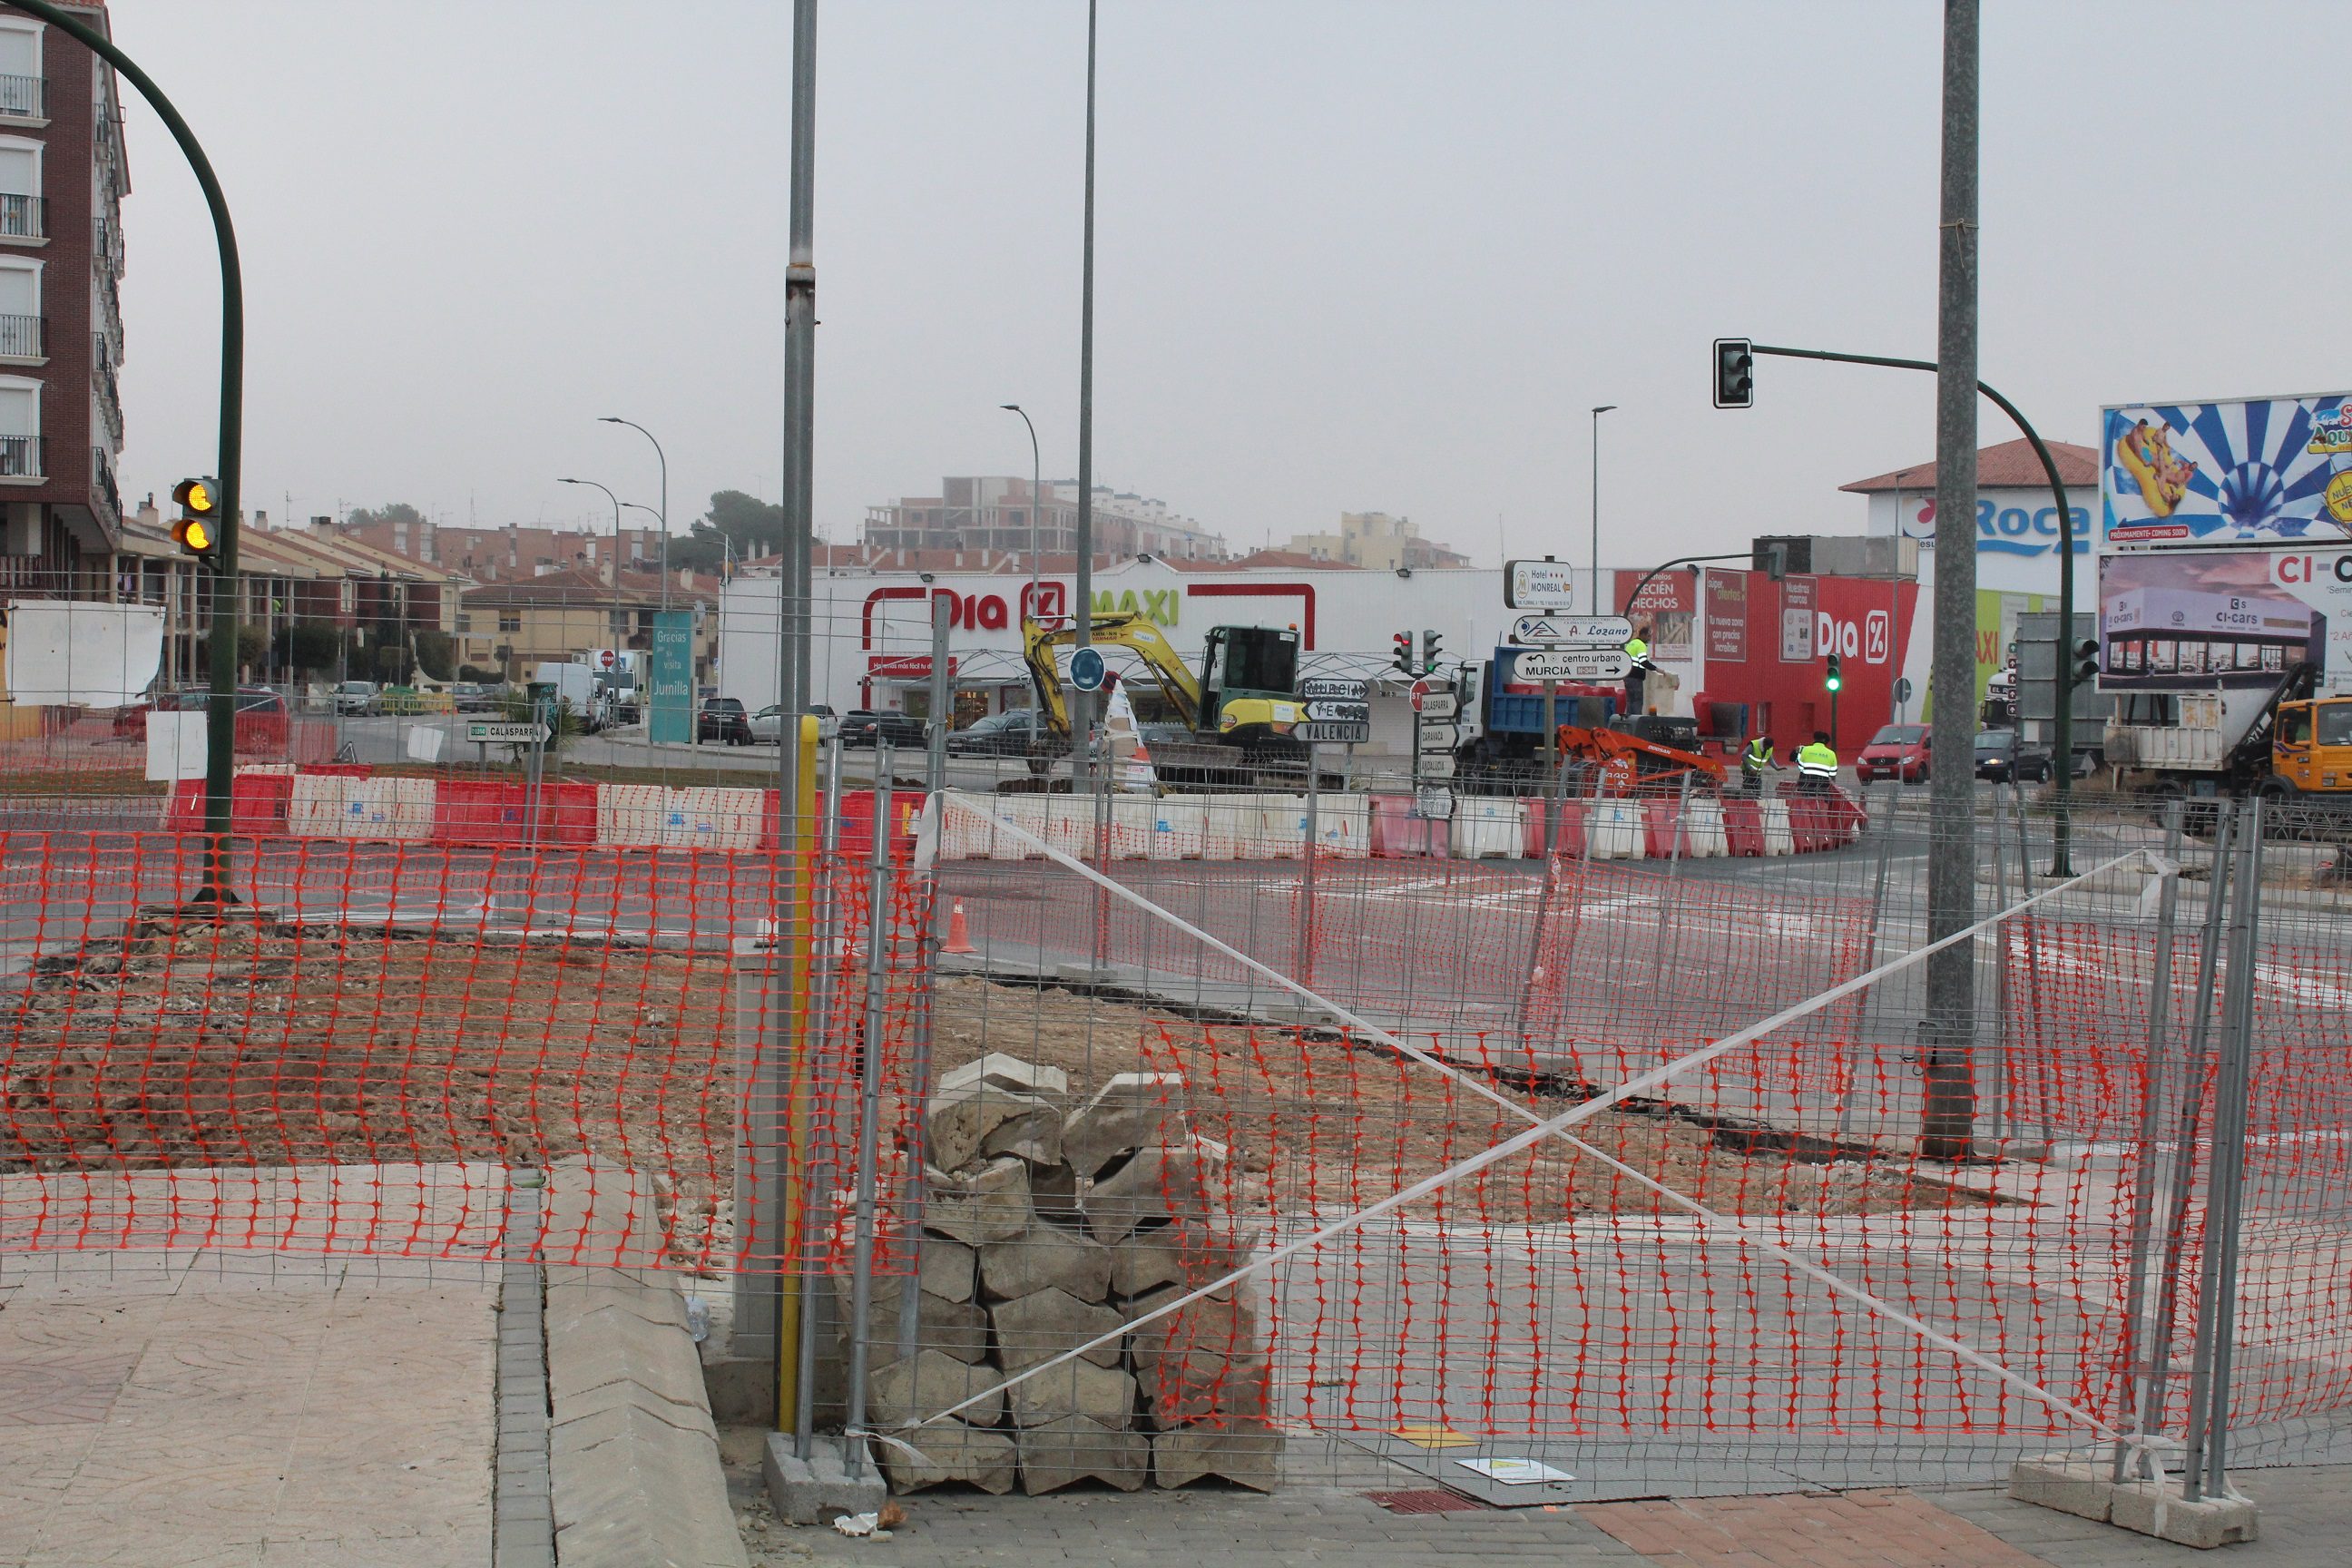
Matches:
[172,475,221,565]
[173,476,219,516]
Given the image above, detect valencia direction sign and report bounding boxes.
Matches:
[1510,613,1632,647]
[1511,648,1632,681]
[1295,720,1370,744]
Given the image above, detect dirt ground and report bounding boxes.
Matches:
[927,975,1994,1223]
[0,921,1986,1276]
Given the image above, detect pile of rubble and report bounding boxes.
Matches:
[842,1053,1281,1494]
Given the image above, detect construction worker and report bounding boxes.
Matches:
[1622,624,1656,717]
[1794,730,1840,793]
[1740,731,1777,795]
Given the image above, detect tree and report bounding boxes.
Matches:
[411,630,456,683]
[235,623,269,677]
[346,502,427,530]
[668,489,788,573]
[283,620,344,675]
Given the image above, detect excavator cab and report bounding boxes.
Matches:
[1199,626,1302,743]
[2273,698,2352,796]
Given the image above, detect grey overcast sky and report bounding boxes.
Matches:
[111,1,2348,567]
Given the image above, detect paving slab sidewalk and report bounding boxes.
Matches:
[0,1164,511,1568]
[736,1460,2352,1568]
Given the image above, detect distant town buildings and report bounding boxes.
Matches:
[861,476,1230,564]
[329,513,668,584]
[1285,511,1470,570]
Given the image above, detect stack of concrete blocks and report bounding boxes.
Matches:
[852,1053,1283,1495]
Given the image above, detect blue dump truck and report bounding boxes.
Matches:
[1452,646,1622,794]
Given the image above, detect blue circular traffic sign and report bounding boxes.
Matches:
[1069,647,1107,692]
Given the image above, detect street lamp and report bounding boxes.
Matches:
[1002,404,1044,751]
[600,416,669,612]
[999,405,1043,620]
[1590,405,1617,612]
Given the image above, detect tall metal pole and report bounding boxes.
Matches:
[1072,0,1098,784]
[1002,403,1043,752]
[23,0,244,903]
[772,0,821,1422]
[601,416,670,612]
[1920,0,1980,1163]
[1589,405,1615,612]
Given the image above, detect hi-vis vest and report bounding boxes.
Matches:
[1742,737,1773,774]
[1623,637,1651,667]
[1797,741,1839,779]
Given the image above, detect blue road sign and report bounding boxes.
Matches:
[1069,647,1107,692]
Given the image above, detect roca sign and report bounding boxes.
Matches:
[1909,495,2093,557]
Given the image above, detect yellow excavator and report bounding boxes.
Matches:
[1020,612,1310,786]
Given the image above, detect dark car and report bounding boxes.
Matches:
[697,697,751,745]
[840,709,928,750]
[113,686,289,752]
[946,709,1047,757]
[1856,723,1931,783]
[453,681,500,713]
[1974,728,2050,783]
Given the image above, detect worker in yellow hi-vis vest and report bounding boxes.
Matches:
[1622,625,1656,716]
[1793,730,1839,794]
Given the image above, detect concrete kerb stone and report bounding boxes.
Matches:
[765,1432,892,1524]
[2009,1454,2261,1550]
[543,1157,748,1568]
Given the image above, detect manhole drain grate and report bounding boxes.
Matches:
[1367,1489,1492,1515]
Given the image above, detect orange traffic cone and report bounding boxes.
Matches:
[943,898,978,955]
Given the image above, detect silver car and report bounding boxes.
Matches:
[750,703,838,743]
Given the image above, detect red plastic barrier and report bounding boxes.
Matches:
[1721,796,1766,857]
[1642,799,1680,858]
[165,772,296,838]
[434,779,530,845]
[537,780,600,847]
[1369,795,1445,858]
[1785,788,1867,852]
[830,790,924,861]
[1518,797,1585,858]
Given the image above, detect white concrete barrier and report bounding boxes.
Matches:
[1306,794,1372,858]
[1243,794,1309,858]
[1199,796,1245,861]
[1450,797,1525,859]
[1759,799,1796,856]
[1588,799,1645,859]
[994,794,1049,858]
[1676,799,1729,858]
[287,774,436,841]
[596,783,670,848]
[1149,797,1207,858]
[664,787,766,851]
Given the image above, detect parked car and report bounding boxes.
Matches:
[697,697,752,745]
[946,709,1046,757]
[112,685,290,752]
[452,681,499,713]
[1856,723,1931,784]
[1975,728,2051,783]
[840,709,928,750]
[750,703,838,743]
[332,679,379,716]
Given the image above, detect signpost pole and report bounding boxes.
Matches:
[1541,679,1559,857]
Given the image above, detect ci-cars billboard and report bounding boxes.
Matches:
[2096,547,2352,692]
[2102,394,2352,547]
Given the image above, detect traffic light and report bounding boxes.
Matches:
[2072,638,2101,684]
[1391,631,1416,676]
[1824,653,1843,693]
[171,476,220,568]
[1712,337,1754,409]
[1422,630,1443,673]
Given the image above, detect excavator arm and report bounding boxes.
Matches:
[1022,612,1202,738]
[1555,724,1727,796]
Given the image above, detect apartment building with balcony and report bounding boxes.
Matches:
[0,2,127,587]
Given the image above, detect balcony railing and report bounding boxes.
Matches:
[0,312,41,358]
[92,446,120,520]
[93,356,122,446]
[0,193,44,240]
[0,75,41,120]
[0,434,44,478]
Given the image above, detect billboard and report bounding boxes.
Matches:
[2102,393,2352,546]
[2095,548,2346,691]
